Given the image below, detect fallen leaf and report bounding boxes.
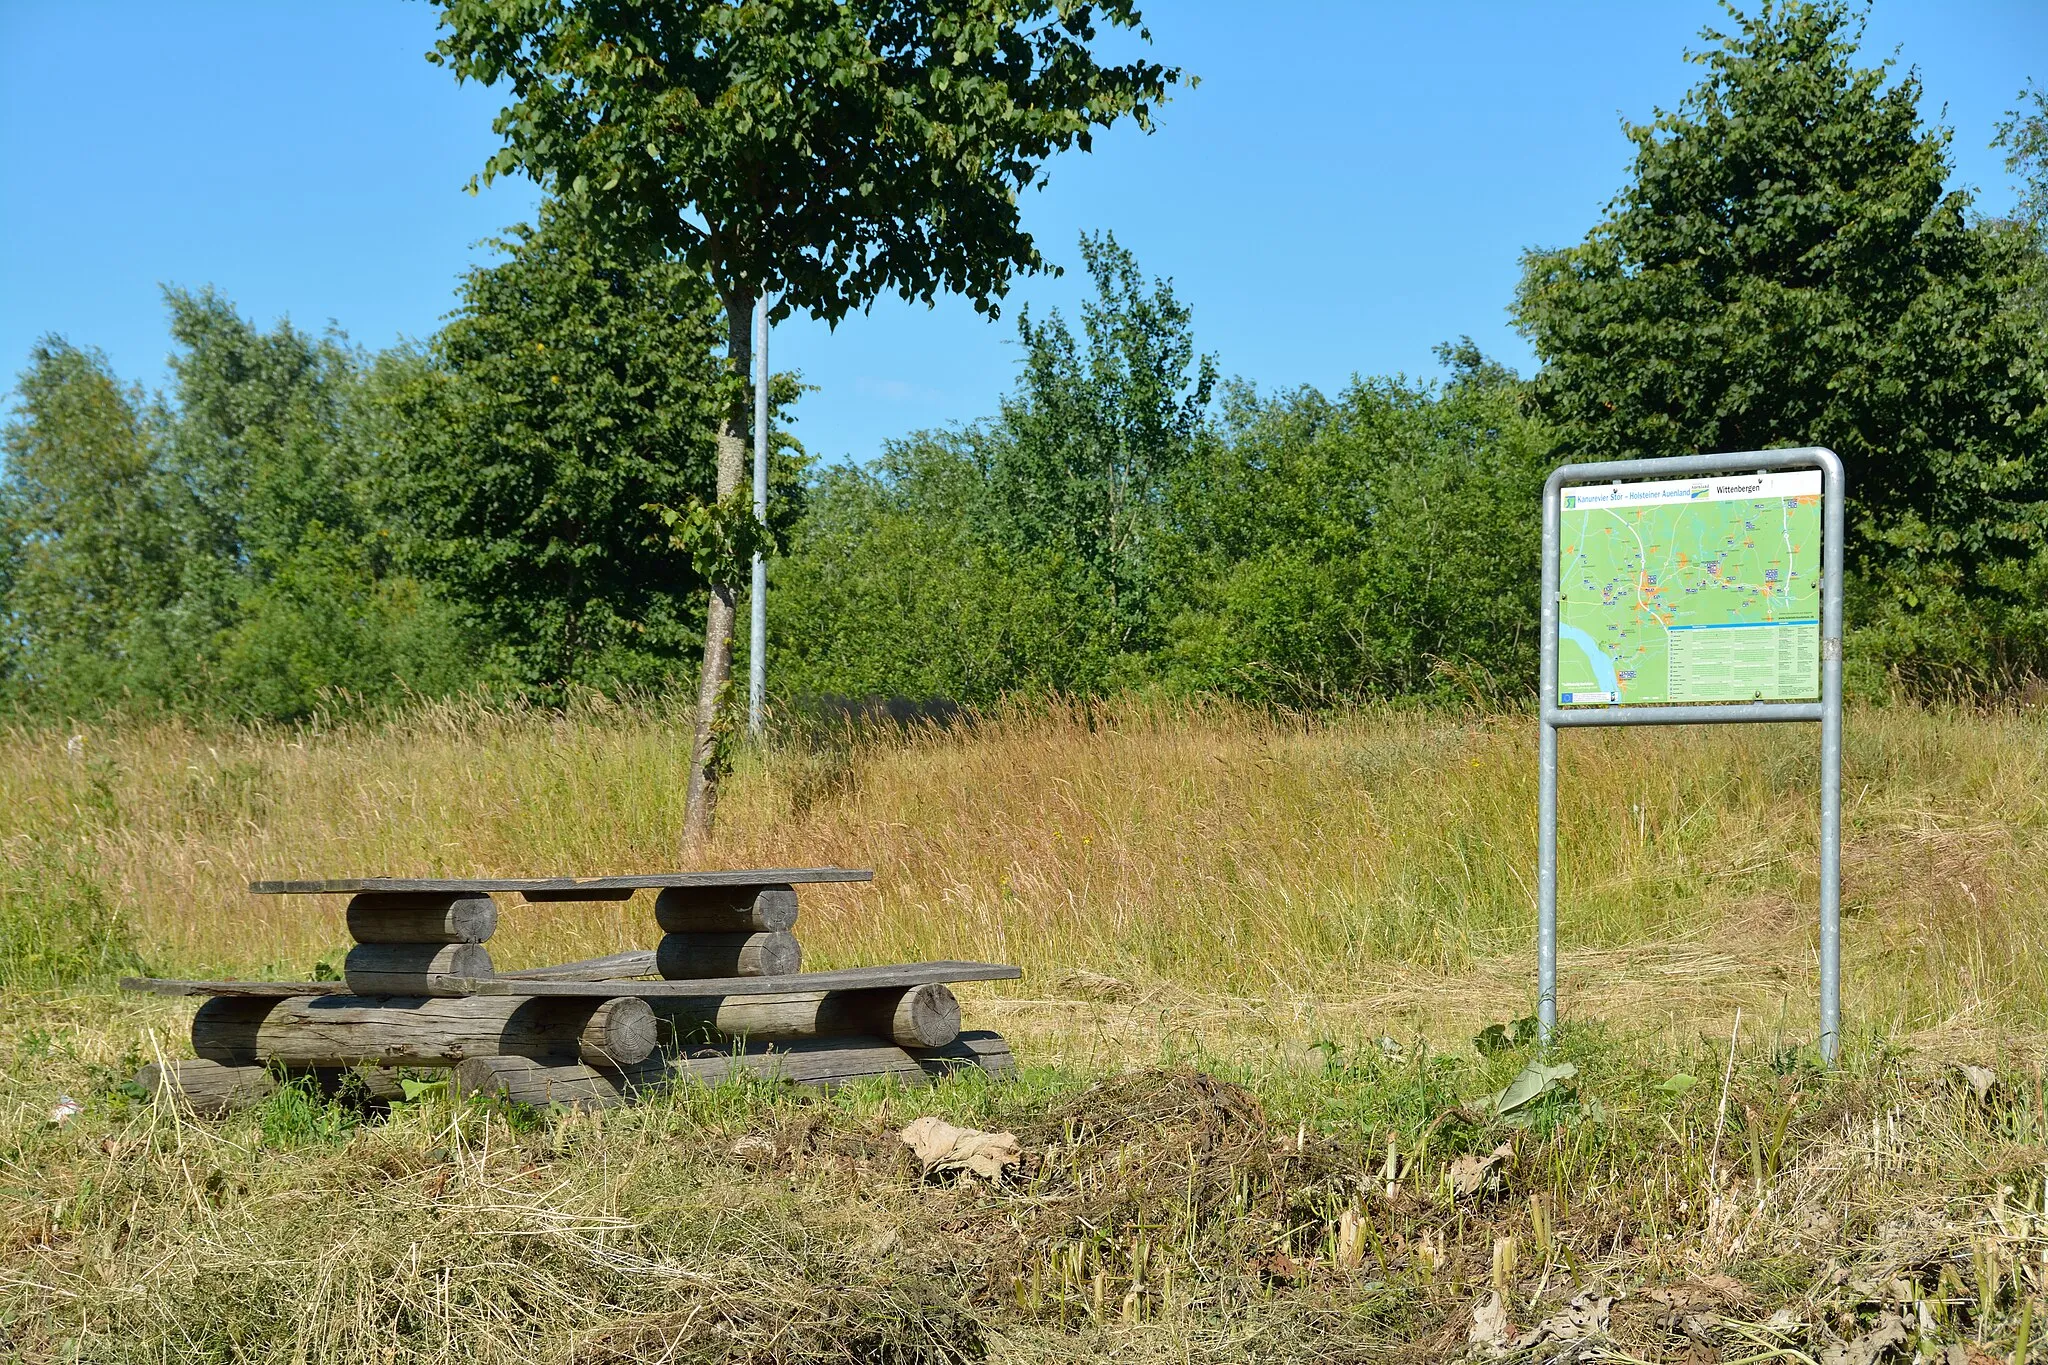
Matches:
[1819,1312,1909,1365]
[1468,1290,1515,1358]
[1492,1060,1579,1116]
[1946,1344,2007,1365]
[1956,1064,1997,1103]
[1446,1141,1514,1199]
[1646,1274,1750,1310]
[1526,1292,1614,1348]
[730,1134,775,1160]
[899,1116,1021,1181]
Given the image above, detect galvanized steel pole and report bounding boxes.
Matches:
[748,296,769,739]
[1816,450,1845,1063]
[1538,474,1561,1039]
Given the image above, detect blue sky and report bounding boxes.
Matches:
[2,2,2042,469]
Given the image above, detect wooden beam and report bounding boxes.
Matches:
[498,951,656,982]
[655,930,800,979]
[457,961,1021,998]
[344,942,494,997]
[654,884,799,933]
[651,983,959,1049]
[347,893,498,944]
[193,993,658,1068]
[136,1060,418,1116]
[249,867,873,894]
[122,978,349,998]
[455,1035,933,1108]
[118,960,1021,1000]
[908,1030,1018,1080]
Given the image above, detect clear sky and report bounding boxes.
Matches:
[3,2,2042,469]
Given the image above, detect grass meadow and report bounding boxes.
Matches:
[2,699,2046,1361]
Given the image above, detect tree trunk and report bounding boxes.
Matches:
[683,290,756,846]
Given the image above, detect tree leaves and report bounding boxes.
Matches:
[429,0,1184,326]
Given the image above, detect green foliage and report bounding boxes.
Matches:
[256,1073,361,1149]
[429,0,1182,326]
[648,494,777,588]
[214,526,473,719]
[1159,348,1551,706]
[1513,1,2048,691]
[992,232,1216,658]
[772,432,1103,704]
[1998,82,2048,241]
[772,236,1222,703]
[387,211,768,695]
[1,295,472,720]
[773,243,1550,708]
[0,340,181,707]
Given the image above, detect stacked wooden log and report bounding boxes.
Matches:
[125,868,1020,1115]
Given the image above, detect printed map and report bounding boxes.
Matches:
[1556,470,1822,706]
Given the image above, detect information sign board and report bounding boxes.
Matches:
[1537,449,1845,1063]
[1556,470,1821,706]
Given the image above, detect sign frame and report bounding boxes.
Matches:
[1538,447,1845,1062]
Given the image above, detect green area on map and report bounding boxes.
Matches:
[1557,484,1822,706]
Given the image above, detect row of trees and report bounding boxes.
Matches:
[5,2,2047,731]
[0,213,781,717]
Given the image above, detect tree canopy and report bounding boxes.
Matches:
[429,0,1181,323]
[1513,0,2048,685]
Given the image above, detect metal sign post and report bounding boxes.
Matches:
[748,296,770,739]
[1538,447,1845,1062]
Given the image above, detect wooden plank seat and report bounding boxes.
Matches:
[121,960,1020,999]
[248,867,873,897]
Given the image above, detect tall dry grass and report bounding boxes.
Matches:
[3,696,2044,1055]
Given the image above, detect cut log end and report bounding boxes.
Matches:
[347,893,498,945]
[884,983,961,1050]
[654,883,799,933]
[655,930,800,980]
[578,996,657,1067]
[344,941,494,997]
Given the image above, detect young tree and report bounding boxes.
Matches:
[1512,1,2048,687]
[0,341,177,706]
[430,0,1182,842]
[991,232,1215,659]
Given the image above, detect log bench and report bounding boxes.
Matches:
[122,866,1022,1113]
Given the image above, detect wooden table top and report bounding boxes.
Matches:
[249,867,874,895]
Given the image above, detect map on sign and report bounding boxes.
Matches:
[1557,470,1822,706]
